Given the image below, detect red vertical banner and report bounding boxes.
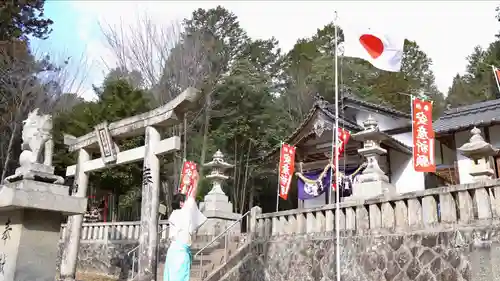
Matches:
[278,143,296,200]
[330,128,351,190]
[336,128,351,158]
[412,98,436,172]
[179,161,198,195]
[492,65,500,93]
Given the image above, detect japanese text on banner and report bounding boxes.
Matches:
[331,128,351,190]
[412,98,435,172]
[179,161,198,195]
[279,144,296,200]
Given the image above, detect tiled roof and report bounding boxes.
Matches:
[433,99,500,134]
[322,106,364,131]
[264,97,412,158]
[264,102,361,158]
[281,91,409,148]
[340,92,411,119]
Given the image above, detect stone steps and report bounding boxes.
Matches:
[189,240,241,280]
[155,238,241,281]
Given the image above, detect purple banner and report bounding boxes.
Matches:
[297,166,362,200]
[298,167,332,200]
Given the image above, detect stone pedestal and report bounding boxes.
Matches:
[351,181,394,199]
[197,150,241,236]
[199,189,241,236]
[0,179,86,281]
[458,127,499,182]
[349,116,395,200]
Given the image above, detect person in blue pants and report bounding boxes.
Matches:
[164,169,207,281]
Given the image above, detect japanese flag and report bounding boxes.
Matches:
[343,27,405,72]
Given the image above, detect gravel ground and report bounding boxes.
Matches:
[69,272,119,281]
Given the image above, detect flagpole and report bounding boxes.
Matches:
[276,142,283,212]
[177,159,186,194]
[333,11,341,281]
[492,65,500,94]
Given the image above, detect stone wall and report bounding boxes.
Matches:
[222,179,500,281]
[224,227,500,281]
[55,235,216,279]
[56,241,139,279]
[59,180,500,281]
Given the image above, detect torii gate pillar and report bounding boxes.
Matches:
[59,88,200,281]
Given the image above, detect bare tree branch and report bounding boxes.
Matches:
[99,12,210,104]
[98,12,219,209]
[0,41,90,181]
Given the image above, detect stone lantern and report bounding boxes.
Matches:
[204,150,234,196]
[350,115,395,199]
[198,150,241,236]
[458,127,498,181]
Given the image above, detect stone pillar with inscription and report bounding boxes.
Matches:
[458,127,499,182]
[60,121,117,280]
[198,150,241,236]
[350,115,395,199]
[0,109,86,281]
[138,125,161,281]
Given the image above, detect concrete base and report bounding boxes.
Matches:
[349,181,396,200]
[0,180,86,281]
[197,213,242,236]
[4,163,64,184]
[0,180,86,214]
[200,192,233,213]
[0,209,62,281]
[198,190,241,236]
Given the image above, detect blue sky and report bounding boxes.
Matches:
[31,1,500,100]
[31,1,102,99]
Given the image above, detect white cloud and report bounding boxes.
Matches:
[71,1,499,96]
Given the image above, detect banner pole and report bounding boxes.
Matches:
[177,158,186,194]
[276,142,283,212]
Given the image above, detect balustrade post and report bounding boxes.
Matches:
[249,206,262,237]
[104,224,109,243]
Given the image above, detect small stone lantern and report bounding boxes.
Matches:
[350,115,395,199]
[204,150,234,195]
[458,127,498,181]
[198,150,241,236]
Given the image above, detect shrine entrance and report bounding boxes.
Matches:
[59,88,200,281]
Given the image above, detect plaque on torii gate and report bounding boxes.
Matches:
[94,121,118,164]
[59,87,201,281]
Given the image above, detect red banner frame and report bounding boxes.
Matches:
[412,98,435,172]
[278,143,296,200]
[179,161,198,195]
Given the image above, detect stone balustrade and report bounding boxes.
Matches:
[61,179,500,243]
[255,179,500,237]
[60,220,170,242]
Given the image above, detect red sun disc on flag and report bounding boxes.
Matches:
[359,34,384,59]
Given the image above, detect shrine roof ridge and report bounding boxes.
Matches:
[434,98,500,134]
[263,95,412,159]
[339,91,411,119]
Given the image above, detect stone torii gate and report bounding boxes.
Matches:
[59,88,200,281]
